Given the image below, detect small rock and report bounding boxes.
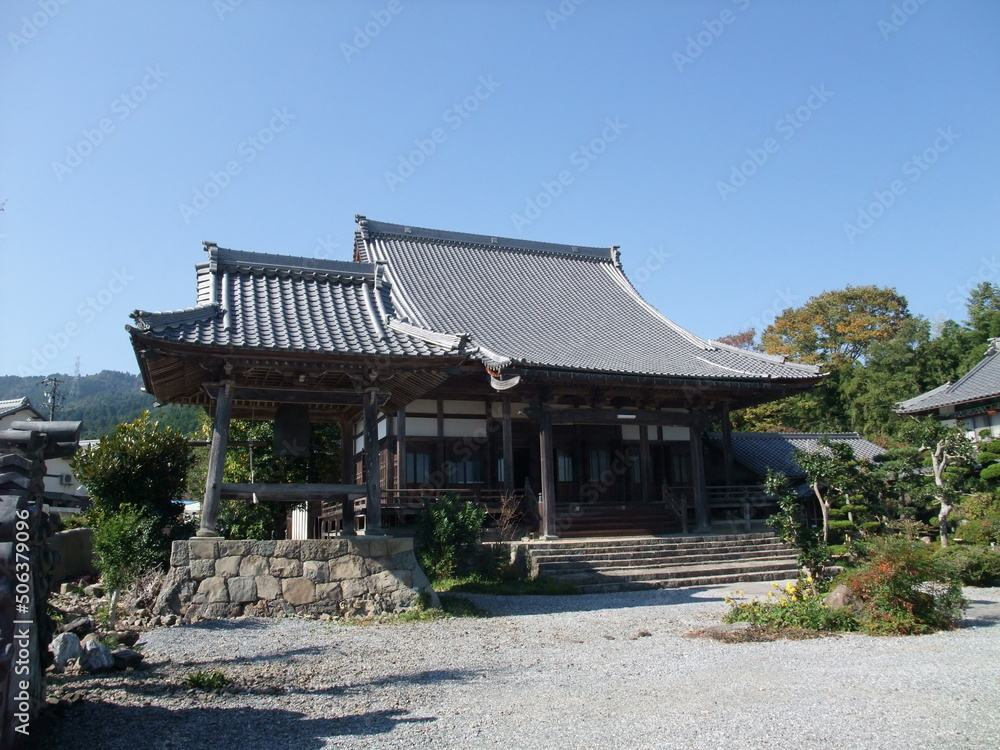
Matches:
[58,616,93,638]
[50,633,82,668]
[628,630,652,640]
[83,583,105,598]
[79,639,115,673]
[684,622,754,638]
[822,584,858,611]
[111,648,144,670]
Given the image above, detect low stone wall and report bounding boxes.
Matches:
[156,537,436,620]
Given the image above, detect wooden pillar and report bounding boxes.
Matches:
[339,417,356,536]
[689,418,711,533]
[396,408,407,491]
[198,380,234,537]
[639,425,653,502]
[363,389,383,534]
[538,412,557,539]
[502,396,514,492]
[721,402,735,487]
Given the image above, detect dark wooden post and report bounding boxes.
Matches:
[538,412,557,539]
[639,425,653,502]
[689,418,711,533]
[396,408,407,491]
[721,401,734,487]
[198,380,234,537]
[502,396,515,492]
[363,388,384,534]
[339,416,356,536]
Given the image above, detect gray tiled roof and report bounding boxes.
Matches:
[128,246,463,359]
[0,397,40,420]
[706,432,886,479]
[896,339,1000,414]
[356,217,821,381]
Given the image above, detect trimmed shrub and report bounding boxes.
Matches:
[415,495,487,580]
[935,545,1000,586]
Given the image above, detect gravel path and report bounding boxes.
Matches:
[34,584,1000,750]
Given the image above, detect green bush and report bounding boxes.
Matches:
[934,545,1000,586]
[91,505,166,594]
[183,670,230,690]
[723,580,860,632]
[415,495,487,580]
[841,538,967,635]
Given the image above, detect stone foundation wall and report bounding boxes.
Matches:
[155,537,436,620]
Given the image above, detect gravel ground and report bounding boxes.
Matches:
[32,583,1000,750]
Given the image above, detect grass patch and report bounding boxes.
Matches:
[434,572,579,596]
[183,670,230,691]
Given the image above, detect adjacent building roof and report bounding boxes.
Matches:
[896,339,1000,415]
[128,245,467,360]
[0,397,42,421]
[706,432,886,479]
[354,217,821,382]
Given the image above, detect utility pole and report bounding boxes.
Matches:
[40,376,65,421]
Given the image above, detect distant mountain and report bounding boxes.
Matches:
[0,370,203,438]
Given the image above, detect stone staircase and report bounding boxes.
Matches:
[520,532,800,594]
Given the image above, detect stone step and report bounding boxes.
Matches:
[524,532,780,553]
[530,540,792,564]
[554,557,799,586]
[575,567,801,594]
[535,549,796,574]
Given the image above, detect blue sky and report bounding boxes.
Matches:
[1,0,998,377]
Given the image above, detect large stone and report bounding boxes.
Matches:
[239,555,269,577]
[274,540,299,559]
[340,578,369,601]
[219,540,252,558]
[154,567,196,616]
[370,570,403,593]
[297,540,338,561]
[189,559,216,580]
[215,555,242,577]
[194,576,230,604]
[187,539,219,560]
[270,557,302,577]
[823,584,859,611]
[58,616,93,637]
[315,582,343,602]
[111,648,144,670]
[282,577,316,605]
[249,540,276,557]
[227,576,257,603]
[79,639,114,673]
[385,537,413,556]
[302,560,329,583]
[169,541,190,567]
[50,633,81,668]
[328,559,365,581]
[255,575,282,600]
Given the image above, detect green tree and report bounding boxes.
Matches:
[899,418,975,548]
[761,285,911,367]
[90,505,165,628]
[794,438,881,545]
[72,411,194,522]
[965,281,1000,338]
